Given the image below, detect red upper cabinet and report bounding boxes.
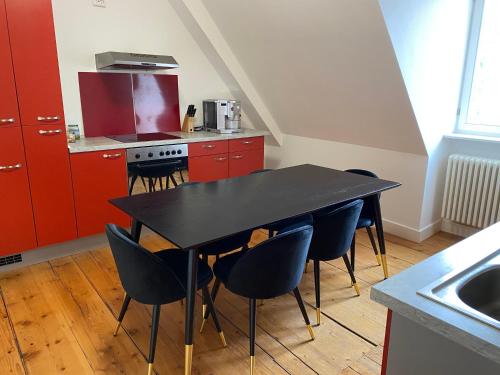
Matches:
[5,0,65,126]
[0,127,37,255]
[71,150,130,237]
[0,0,19,128]
[22,125,77,246]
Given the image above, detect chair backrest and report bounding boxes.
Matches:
[308,199,363,261]
[345,169,379,219]
[225,224,313,299]
[105,224,186,305]
[250,168,273,174]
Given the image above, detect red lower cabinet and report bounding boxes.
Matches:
[0,127,37,255]
[71,150,130,237]
[189,153,229,182]
[22,125,77,246]
[228,149,264,177]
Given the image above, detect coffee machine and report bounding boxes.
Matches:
[203,99,242,133]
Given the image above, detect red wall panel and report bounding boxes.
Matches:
[79,72,181,137]
[79,72,136,137]
[133,74,180,133]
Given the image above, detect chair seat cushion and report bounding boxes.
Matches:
[198,230,252,256]
[155,249,213,289]
[357,215,374,229]
[213,251,245,285]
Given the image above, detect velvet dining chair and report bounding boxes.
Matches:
[211,218,315,374]
[105,224,226,375]
[308,199,363,325]
[345,169,383,270]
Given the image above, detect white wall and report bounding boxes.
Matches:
[51,0,236,134]
[265,135,428,240]
[201,0,426,155]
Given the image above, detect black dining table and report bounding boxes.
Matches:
[110,164,400,375]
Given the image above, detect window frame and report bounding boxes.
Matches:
[456,0,500,137]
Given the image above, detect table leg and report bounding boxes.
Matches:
[130,220,143,242]
[373,196,389,279]
[185,248,198,375]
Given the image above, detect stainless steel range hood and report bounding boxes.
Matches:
[95,52,179,71]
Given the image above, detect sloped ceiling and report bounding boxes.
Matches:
[200,0,427,155]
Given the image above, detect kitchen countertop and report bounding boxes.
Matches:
[371,222,500,364]
[68,129,270,153]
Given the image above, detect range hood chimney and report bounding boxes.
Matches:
[95,52,179,71]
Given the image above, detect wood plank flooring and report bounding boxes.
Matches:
[0,229,460,374]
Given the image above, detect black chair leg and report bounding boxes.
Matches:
[147,304,161,375]
[292,287,315,340]
[313,260,321,325]
[342,254,360,296]
[249,298,256,375]
[203,286,227,347]
[113,293,131,336]
[129,175,138,195]
[366,226,381,266]
[179,169,185,183]
[200,278,221,331]
[350,232,356,272]
[170,174,178,187]
[140,176,147,191]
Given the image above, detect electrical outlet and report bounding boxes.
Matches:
[92,0,106,8]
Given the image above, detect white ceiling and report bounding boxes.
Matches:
[201,0,427,155]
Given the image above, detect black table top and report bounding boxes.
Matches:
[110,164,400,250]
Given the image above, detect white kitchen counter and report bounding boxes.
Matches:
[68,129,270,153]
[371,222,500,365]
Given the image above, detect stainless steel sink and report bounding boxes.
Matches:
[418,248,500,329]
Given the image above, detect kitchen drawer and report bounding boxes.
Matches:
[188,153,229,182]
[188,140,228,157]
[228,149,264,178]
[228,136,264,152]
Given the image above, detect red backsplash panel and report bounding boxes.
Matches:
[132,74,181,133]
[79,72,181,137]
[79,72,135,137]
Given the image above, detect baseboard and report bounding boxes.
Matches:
[441,219,479,238]
[382,218,442,243]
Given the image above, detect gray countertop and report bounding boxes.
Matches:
[68,129,270,153]
[371,222,500,364]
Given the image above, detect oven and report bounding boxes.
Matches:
[126,144,188,195]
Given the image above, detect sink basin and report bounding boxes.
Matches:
[418,248,500,329]
[458,267,500,322]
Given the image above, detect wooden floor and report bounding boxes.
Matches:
[0,229,460,375]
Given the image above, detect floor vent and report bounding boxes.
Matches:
[0,253,23,267]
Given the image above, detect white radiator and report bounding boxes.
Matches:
[442,154,500,228]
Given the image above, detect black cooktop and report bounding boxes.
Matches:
[107,133,181,143]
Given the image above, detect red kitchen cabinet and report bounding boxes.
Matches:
[228,136,264,152]
[0,0,19,128]
[5,0,65,126]
[228,149,264,178]
[22,125,77,246]
[0,127,37,255]
[189,154,229,182]
[71,150,130,237]
[189,140,228,157]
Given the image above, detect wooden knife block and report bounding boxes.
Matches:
[181,115,195,133]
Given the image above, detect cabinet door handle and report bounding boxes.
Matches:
[203,144,216,149]
[102,153,122,159]
[242,140,254,144]
[37,116,61,122]
[231,155,244,160]
[0,118,15,124]
[0,163,22,171]
[214,156,227,162]
[38,129,63,135]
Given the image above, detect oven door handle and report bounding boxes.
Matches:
[134,159,183,169]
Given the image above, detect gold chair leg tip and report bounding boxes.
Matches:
[307,324,315,340]
[219,331,228,347]
[353,283,361,296]
[113,322,121,336]
[250,356,255,375]
[185,345,193,375]
[147,363,153,375]
[199,319,207,334]
[316,308,321,325]
[376,254,382,266]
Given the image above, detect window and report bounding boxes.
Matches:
[457,0,500,137]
